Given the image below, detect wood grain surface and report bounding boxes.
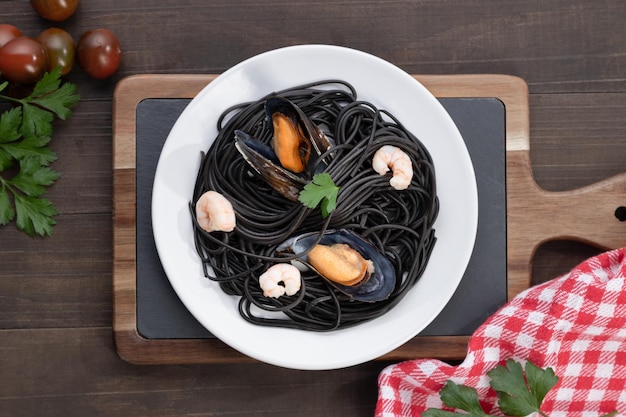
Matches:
[2,1,626,416]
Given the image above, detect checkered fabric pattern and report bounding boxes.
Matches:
[376,247,626,417]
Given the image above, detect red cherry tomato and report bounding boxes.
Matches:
[76,28,122,79]
[0,37,48,84]
[0,24,22,49]
[30,0,79,22]
[38,28,75,75]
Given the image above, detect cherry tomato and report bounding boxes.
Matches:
[38,28,75,75]
[0,37,48,84]
[76,28,122,79]
[0,24,22,49]
[30,0,79,22]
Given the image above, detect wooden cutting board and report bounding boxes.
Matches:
[112,74,626,365]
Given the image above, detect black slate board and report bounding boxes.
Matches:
[136,97,506,339]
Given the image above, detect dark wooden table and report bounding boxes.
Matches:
[1,1,625,415]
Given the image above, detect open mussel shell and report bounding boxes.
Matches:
[234,97,334,202]
[265,96,333,173]
[234,130,306,202]
[277,229,396,302]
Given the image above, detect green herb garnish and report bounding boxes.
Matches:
[488,359,558,417]
[0,67,79,236]
[423,359,617,417]
[298,172,339,218]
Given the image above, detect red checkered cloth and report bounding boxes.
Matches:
[376,247,626,417]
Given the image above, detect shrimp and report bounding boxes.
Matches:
[194,190,236,233]
[371,145,413,190]
[259,263,302,298]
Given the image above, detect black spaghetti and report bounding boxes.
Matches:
[191,80,438,331]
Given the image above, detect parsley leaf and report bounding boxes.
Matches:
[423,381,491,417]
[10,157,61,197]
[14,193,58,237]
[298,172,339,217]
[0,189,14,226]
[487,359,558,417]
[0,106,22,142]
[0,67,79,237]
[19,67,79,138]
[0,132,57,167]
[0,107,23,170]
[424,360,570,417]
[0,159,61,237]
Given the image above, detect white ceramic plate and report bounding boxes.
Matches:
[152,45,478,370]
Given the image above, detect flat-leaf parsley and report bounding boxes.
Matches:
[0,67,79,236]
[298,172,339,218]
[423,359,618,417]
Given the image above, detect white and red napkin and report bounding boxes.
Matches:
[376,247,626,417]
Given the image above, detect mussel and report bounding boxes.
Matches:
[234,96,332,201]
[265,96,332,169]
[277,229,396,302]
[234,130,307,201]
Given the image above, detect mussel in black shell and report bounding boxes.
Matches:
[234,96,333,201]
[277,229,396,302]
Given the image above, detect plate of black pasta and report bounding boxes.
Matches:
[152,44,478,370]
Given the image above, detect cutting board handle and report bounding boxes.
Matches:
[540,172,626,249]
[507,149,626,298]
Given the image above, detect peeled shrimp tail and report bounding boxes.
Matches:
[372,145,413,190]
[259,263,302,298]
[195,190,236,233]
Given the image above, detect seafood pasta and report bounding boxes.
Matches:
[190,80,438,331]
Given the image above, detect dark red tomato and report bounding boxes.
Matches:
[38,28,75,75]
[76,28,121,79]
[0,24,22,49]
[0,37,48,84]
[30,0,79,22]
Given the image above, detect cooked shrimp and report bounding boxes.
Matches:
[259,263,302,298]
[195,190,236,233]
[372,145,413,190]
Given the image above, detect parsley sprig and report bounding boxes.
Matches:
[298,172,339,218]
[423,359,618,417]
[0,67,79,236]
